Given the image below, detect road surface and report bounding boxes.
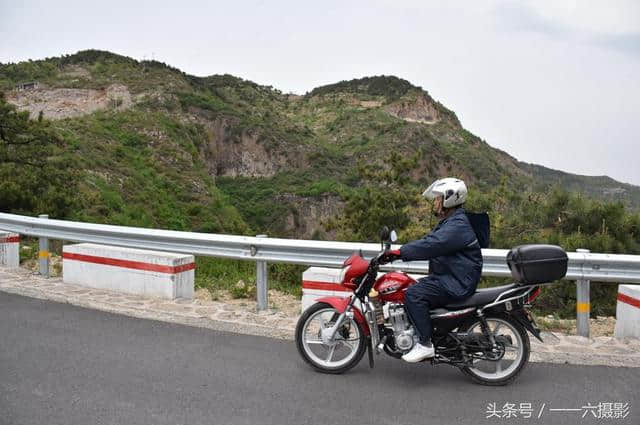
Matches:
[1,292,637,425]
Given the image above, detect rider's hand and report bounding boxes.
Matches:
[379,249,401,265]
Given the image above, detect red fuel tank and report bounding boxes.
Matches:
[374,272,416,303]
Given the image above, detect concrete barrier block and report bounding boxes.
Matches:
[302,267,350,312]
[0,232,20,268]
[301,267,426,312]
[63,243,195,299]
[614,284,640,339]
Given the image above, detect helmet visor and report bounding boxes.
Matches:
[422,180,444,199]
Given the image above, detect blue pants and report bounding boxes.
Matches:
[404,276,455,344]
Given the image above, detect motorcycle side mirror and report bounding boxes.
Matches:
[390,230,397,243]
[379,226,390,242]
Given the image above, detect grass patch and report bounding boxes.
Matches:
[194,257,304,299]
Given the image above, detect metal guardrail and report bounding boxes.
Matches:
[2,212,639,336]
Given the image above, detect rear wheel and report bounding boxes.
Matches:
[295,302,366,374]
[460,314,530,386]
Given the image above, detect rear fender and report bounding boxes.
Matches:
[512,308,544,342]
[315,296,370,336]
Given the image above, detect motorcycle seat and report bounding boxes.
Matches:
[443,283,520,309]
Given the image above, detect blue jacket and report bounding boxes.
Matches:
[399,208,483,298]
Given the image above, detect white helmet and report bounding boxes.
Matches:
[423,178,467,208]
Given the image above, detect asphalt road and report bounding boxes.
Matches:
[1,292,638,425]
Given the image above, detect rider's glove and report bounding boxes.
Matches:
[379,249,401,265]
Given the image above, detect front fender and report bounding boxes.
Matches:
[315,296,370,336]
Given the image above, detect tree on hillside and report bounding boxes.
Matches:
[328,150,423,242]
[0,95,78,217]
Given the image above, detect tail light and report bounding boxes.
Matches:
[528,287,541,303]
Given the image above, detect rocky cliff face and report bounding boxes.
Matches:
[385,94,441,124]
[278,194,344,239]
[5,84,133,119]
[196,117,306,178]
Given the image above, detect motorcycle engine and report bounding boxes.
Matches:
[387,303,415,351]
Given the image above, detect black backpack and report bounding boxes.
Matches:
[465,212,491,248]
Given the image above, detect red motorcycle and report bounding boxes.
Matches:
[295,229,568,385]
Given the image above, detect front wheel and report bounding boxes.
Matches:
[460,313,530,386]
[295,302,366,374]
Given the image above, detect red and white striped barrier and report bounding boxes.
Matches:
[614,284,640,339]
[302,268,351,312]
[63,243,195,299]
[301,267,426,312]
[0,232,19,268]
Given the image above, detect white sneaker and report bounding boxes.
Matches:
[402,343,435,363]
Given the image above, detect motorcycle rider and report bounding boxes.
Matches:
[380,178,483,363]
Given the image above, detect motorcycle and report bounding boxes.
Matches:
[295,228,568,385]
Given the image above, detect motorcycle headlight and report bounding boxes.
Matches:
[338,265,351,283]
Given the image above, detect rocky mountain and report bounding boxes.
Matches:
[2,50,638,238]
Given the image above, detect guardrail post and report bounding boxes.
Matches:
[256,234,268,311]
[38,214,49,277]
[576,248,591,338]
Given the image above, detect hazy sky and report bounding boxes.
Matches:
[2,0,639,184]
